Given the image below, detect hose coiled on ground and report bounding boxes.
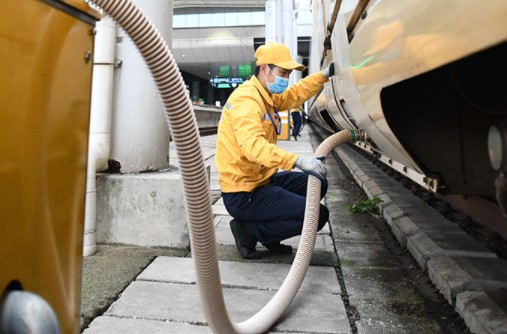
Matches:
[89,1,363,332]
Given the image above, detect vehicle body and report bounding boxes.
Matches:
[309,0,507,205]
[0,1,98,332]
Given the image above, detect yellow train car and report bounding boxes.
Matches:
[0,0,98,332]
[310,0,507,198]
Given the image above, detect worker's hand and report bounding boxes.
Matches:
[322,62,335,78]
[294,156,327,182]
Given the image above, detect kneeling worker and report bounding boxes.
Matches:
[215,42,335,259]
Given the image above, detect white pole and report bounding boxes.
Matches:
[110,0,172,173]
[84,16,116,256]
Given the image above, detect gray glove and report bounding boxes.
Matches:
[294,156,327,182]
[322,62,335,78]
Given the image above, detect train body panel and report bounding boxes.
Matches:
[311,0,507,197]
[0,1,97,332]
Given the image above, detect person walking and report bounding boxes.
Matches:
[291,108,302,140]
[215,42,335,259]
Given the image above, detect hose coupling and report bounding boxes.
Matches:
[349,129,367,142]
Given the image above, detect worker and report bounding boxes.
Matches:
[215,42,335,259]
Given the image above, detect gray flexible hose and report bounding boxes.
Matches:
[89,1,361,332]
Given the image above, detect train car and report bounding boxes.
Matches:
[309,0,507,222]
[0,1,98,332]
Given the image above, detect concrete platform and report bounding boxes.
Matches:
[82,125,507,334]
[89,257,350,333]
[83,127,351,334]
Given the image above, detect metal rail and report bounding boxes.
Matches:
[327,0,343,37]
[319,0,343,67]
[346,0,370,41]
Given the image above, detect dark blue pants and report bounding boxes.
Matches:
[222,171,329,245]
[291,112,302,136]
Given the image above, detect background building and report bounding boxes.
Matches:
[172,0,314,106]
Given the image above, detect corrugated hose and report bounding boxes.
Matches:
[89,0,364,332]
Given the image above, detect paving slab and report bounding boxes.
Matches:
[428,256,507,304]
[342,267,423,303]
[214,213,334,253]
[332,218,384,243]
[98,280,350,333]
[83,316,211,334]
[336,147,423,200]
[407,231,497,270]
[211,203,230,216]
[391,215,465,247]
[377,192,427,207]
[456,290,507,334]
[80,245,187,330]
[352,299,429,320]
[381,204,405,224]
[336,241,401,268]
[355,317,443,334]
[138,257,341,294]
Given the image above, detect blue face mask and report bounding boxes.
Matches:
[265,68,289,94]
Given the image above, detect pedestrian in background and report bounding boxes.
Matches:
[291,108,302,141]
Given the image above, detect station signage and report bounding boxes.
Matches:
[209,77,244,89]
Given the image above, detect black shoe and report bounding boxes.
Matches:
[264,243,293,254]
[293,134,298,141]
[230,219,261,259]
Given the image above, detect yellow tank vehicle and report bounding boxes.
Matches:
[0,1,98,332]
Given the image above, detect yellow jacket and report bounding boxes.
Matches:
[215,72,328,193]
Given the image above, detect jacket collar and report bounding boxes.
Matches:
[252,75,274,107]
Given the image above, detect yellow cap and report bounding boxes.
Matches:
[255,43,305,71]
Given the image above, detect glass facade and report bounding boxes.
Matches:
[173,8,312,29]
[174,11,265,28]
